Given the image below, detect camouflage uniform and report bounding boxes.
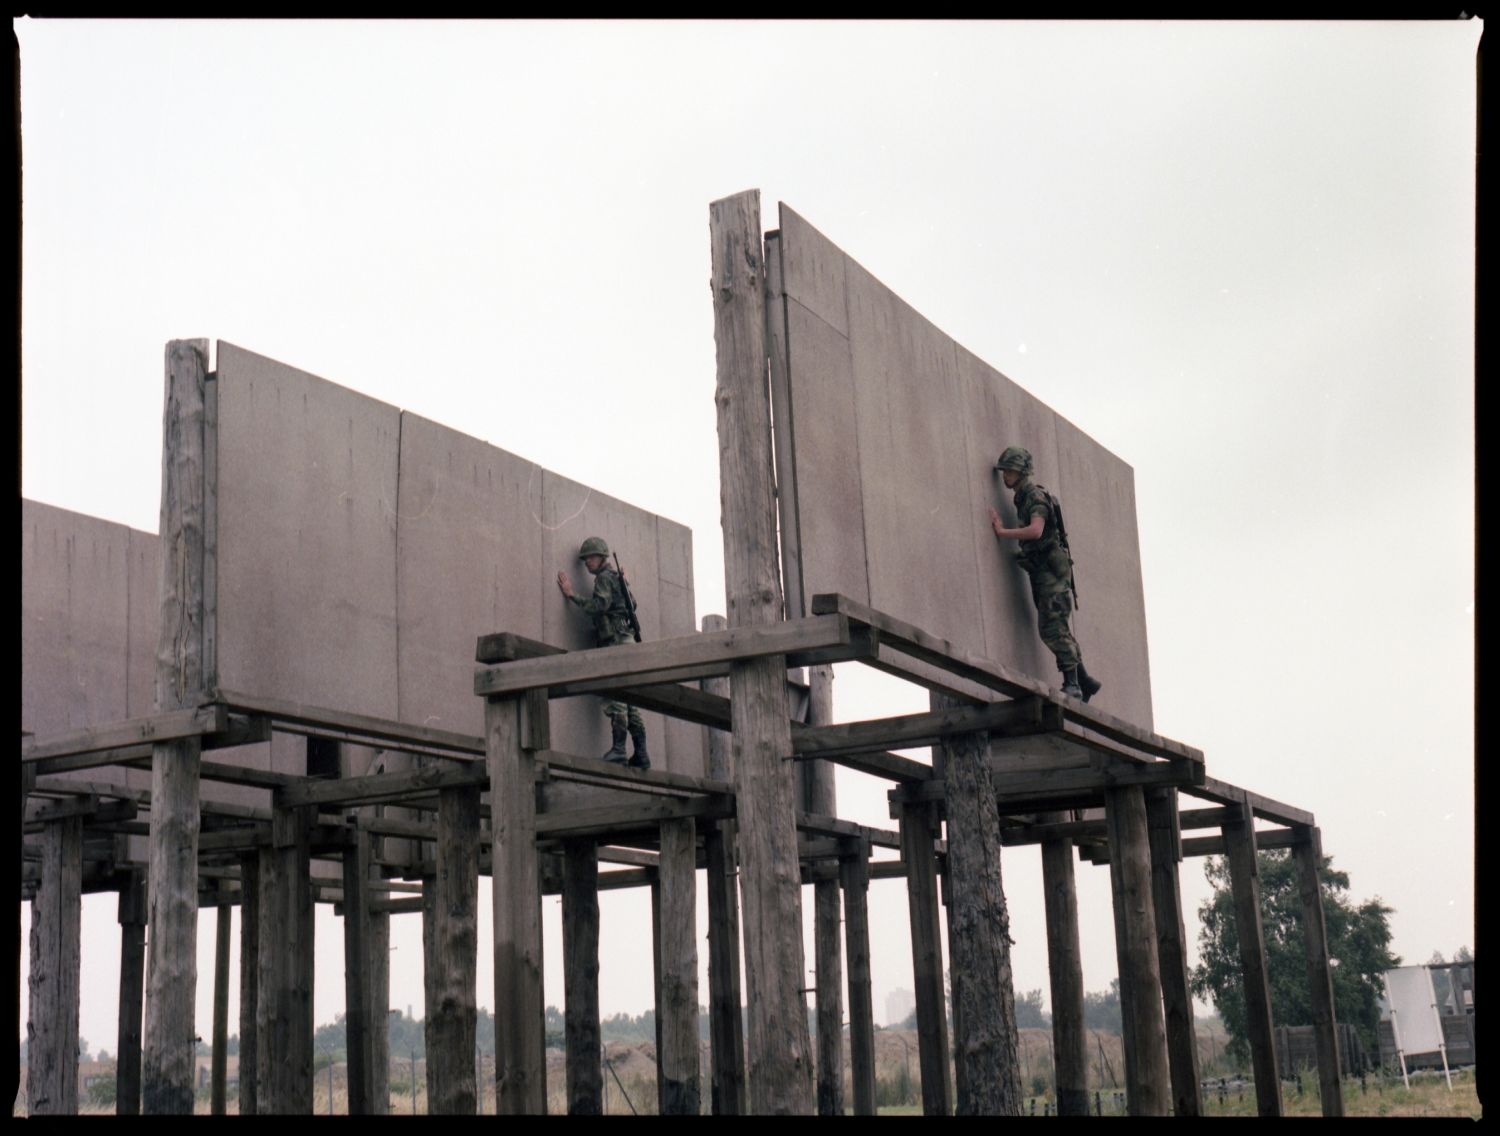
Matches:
[568,566,644,731]
[1011,478,1082,673]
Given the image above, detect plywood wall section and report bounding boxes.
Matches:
[772,205,1153,727]
[214,342,700,775]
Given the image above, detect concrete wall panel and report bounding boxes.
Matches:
[772,205,1153,723]
[215,341,401,719]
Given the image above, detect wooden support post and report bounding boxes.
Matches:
[143,338,210,1114]
[27,816,82,1114]
[117,870,147,1115]
[343,826,375,1114]
[561,839,602,1114]
[1292,826,1344,1116]
[369,901,391,1114]
[701,614,746,1115]
[237,855,259,1115]
[14,760,36,1109]
[1104,785,1171,1116]
[806,666,845,1117]
[651,879,665,1114]
[898,799,951,1116]
[211,894,232,1114]
[936,693,1021,1115]
[659,817,700,1114]
[1223,793,1282,1116]
[263,804,315,1113]
[489,692,547,1113]
[840,840,877,1116]
[1144,788,1202,1116]
[711,188,814,1114]
[1037,811,1088,1117]
[427,784,480,1114]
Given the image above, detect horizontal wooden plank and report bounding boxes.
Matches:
[793,697,1056,758]
[1189,776,1316,828]
[198,825,272,853]
[197,760,297,790]
[473,615,855,697]
[475,632,568,664]
[274,763,489,809]
[998,819,1107,846]
[21,706,227,762]
[1178,806,1237,830]
[794,746,933,783]
[811,593,1204,764]
[1182,827,1301,858]
[598,847,660,867]
[893,757,1198,808]
[25,795,136,826]
[867,860,910,881]
[533,794,734,839]
[796,812,901,851]
[213,688,485,757]
[537,749,734,796]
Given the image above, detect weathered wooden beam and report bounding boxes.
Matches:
[429,784,480,1114]
[1293,825,1344,1117]
[237,855,259,1115]
[534,793,733,839]
[1000,818,1107,846]
[1105,786,1171,1116]
[538,748,733,796]
[211,895,232,1114]
[658,817,700,1114]
[24,795,137,829]
[1192,775,1315,829]
[276,761,487,809]
[899,799,951,1115]
[1223,794,1283,1116]
[796,811,902,850]
[1178,805,1237,829]
[936,692,1021,1116]
[215,688,485,758]
[489,693,546,1113]
[21,705,227,763]
[475,615,855,697]
[263,806,315,1113]
[116,871,147,1115]
[28,815,82,1114]
[142,338,209,1116]
[1144,787,1201,1117]
[713,188,814,1114]
[561,839,602,1114]
[1181,827,1299,857]
[794,696,1054,760]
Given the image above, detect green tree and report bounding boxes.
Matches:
[1015,988,1049,1029]
[1082,979,1121,1033]
[1191,850,1397,1063]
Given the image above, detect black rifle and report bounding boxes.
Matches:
[613,553,643,642]
[1048,492,1080,609]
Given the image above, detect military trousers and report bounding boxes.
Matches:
[1021,548,1082,672]
[598,636,644,731]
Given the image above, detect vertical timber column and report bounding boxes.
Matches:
[265,801,315,1113]
[254,849,274,1114]
[935,695,1021,1115]
[14,761,36,1109]
[710,188,815,1114]
[806,667,845,1117]
[1037,810,1088,1117]
[343,826,375,1115]
[700,614,746,1115]
[898,799,951,1115]
[659,817,701,1114]
[1222,793,1282,1116]
[429,784,480,1114]
[839,839,876,1116]
[117,870,148,1115]
[561,839,602,1114]
[143,338,210,1114]
[211,892,232,1114]
[237,853,259,1115]
[1143,788,1201,1116]
[1104,785,1171,1116]
[1292,825,1343,1117]
[27,815,82,1115]
[369,894,391,1114]
[488,690,547,1113]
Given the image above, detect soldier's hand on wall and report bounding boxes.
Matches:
[557,571,574,598]
[988,506,1004,536]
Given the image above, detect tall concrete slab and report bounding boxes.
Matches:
[771,204,1153,726]
[215,342,402,719]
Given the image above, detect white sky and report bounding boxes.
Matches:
[17,18,1477,1060]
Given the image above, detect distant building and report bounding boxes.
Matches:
[885,988,915,1028]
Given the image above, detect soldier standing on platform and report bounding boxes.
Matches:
[557,536,650,768]
[987,446,1102,703]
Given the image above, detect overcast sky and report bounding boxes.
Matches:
[17,18,1477,1062]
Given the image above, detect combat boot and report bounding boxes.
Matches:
[627,723,651,771]
[1077,662,1102,703]
[601,718,629,764]
[1061,667,1084,699]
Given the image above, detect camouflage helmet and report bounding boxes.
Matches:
[994,446,1033,475]
[577,536,611,560]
